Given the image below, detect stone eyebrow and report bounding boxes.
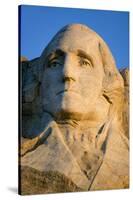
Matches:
[77,49,92,61]
[44,49,65,69]
[47,49,65,60]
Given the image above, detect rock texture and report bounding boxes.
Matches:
[120,68,129,138]
[19,24,129,195]
[20,166,82,195]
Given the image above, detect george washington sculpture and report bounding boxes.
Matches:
[20,24,129,194]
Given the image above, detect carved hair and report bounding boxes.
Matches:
[98,32,124,125]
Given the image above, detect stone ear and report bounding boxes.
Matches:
[98,41,124,93]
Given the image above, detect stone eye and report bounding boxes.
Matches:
[80,58,92,67]
[48,60,61,68]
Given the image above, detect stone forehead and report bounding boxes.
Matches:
[55,24,99,42]
[41,24,101,57]
[58,24,96,34]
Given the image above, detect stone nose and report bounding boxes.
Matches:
[62,54,76,83]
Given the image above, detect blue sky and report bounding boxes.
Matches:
[20,5,129,69]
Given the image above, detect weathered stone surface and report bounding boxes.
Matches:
[120,68,129,87]
[20,24,129,195]
[120,68,129,138]
[20,166,82,195]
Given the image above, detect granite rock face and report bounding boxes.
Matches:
[20,24,129,195]
[120,68,129,138]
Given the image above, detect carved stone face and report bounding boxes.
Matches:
[41,25,107,121]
